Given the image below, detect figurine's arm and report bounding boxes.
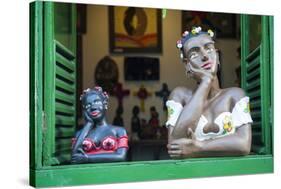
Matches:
[168,123,251,158]
[85,148,128,163]
[197,123,251,156]
[169,76,213,139]
[72,122,93,154]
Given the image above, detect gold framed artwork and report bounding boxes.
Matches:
[109,6,162,54]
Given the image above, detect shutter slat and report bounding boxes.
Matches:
[55,90,75,104]
[248,90,261,99]
[56,115,75,125]
[55,40,75,59]
[251,121,261,129]
[55,138,72,151]
[56,102,75,115]
[246,56,260,73]
[250,110,261,119]
[246,68,260,81]
[56,52,75,72]
[246,79,260,91]
[250,100,261,109]
[56,78,75,93]
[56,127,75,138]
[56,64,75,83]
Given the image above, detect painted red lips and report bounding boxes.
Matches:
[91,110,100,117]
[201,62,213,69]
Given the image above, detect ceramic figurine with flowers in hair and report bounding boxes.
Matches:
[166,27,252,159]
[71,86,129,164]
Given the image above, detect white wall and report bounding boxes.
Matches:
[83,5,241,134]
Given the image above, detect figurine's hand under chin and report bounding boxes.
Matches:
[167,129,202,158]
[189,63,214,83]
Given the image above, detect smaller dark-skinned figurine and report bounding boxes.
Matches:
[131,105,141,141]
[113,106,124,127]
[71,86,129,164]
[155,83,171,111]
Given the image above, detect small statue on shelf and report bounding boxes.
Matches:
[139,118,154,139]
[166,27,252,159]
[131,106,141,141]
[148,106,160,128]
[71,86,129,164]
[148,106,160,139]
[155,83,171,111]
[113,106,124,127]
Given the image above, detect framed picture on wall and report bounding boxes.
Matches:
[182,11,236,38]
[109,6,162,54]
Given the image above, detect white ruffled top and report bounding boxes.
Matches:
[194,96,253,141]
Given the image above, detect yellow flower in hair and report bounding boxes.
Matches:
[191,29,197,35]
[207,29,214,37]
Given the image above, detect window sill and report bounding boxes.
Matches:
[30,154,273,187]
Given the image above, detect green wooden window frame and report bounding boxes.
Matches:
[30,2,274,187]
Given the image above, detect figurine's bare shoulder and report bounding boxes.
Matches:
[224,87,246,103]
[169,86,193,105]
[113,126,127,137]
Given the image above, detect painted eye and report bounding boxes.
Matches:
[189,52,198,59]
[94,101,102,105]
[206,46,215,53]
[85,104,91,109]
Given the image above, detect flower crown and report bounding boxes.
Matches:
[177,26,215,59]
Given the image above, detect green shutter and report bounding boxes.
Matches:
[241,15,272,154]
[43,2,77,165]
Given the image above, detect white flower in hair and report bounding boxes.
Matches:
[195,27,201,33]
[180,53,184,59]
[177,43,183,49]
[182,31,189,37]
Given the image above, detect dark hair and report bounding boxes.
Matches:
[80,86,109,108]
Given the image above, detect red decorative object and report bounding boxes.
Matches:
[112,82,130,107]
[133,85,152,112]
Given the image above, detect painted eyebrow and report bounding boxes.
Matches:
[188,47,200,53]
[204,42,215,47]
